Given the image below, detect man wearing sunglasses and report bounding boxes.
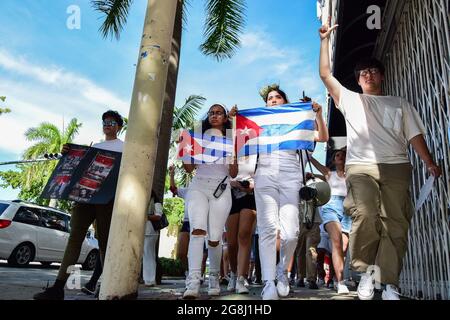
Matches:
[34,110,124,300]
[319,20,441,300]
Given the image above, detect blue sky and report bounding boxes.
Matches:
[0,0,327,200]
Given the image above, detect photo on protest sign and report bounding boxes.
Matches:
[41,143,122,204]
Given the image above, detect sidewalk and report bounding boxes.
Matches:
[64,277,360,301]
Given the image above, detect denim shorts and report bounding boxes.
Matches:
[320,195,352,234]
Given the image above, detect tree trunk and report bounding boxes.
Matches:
[99,0,178,300]
[153,0,183,285]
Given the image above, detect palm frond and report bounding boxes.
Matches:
[119,117,128,135]
[91,0,134,40]
[173,95,205,130]
[63,118,82,144]
[200,0,246,61]
[25,123,60,144]
[181,0,190,31]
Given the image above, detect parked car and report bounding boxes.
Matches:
[0,200,99,270]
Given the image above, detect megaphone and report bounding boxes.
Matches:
[299,178,331,206]
[299,178,331,230]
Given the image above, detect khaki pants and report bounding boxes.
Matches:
[296,222,321,282]
[344,163,413,286]
[57,201,114,282]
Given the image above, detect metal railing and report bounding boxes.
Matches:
[376,0,450,300]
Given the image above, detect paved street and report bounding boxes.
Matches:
[0,259,361,300]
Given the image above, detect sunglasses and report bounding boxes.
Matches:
[103,120,118,127]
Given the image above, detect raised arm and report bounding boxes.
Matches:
[312,102,329,142]
[319,17,342,105]
[229,157,238,178]
[310,155,331,178]
[183,163,196,174]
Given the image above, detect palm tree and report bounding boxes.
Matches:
[0,119,82,208]
[90,0,246,299]
[91,0,246,201]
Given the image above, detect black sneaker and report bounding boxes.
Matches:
[296,278,305,288]
[81,282,96,295]
[308,280,319,289]
[33,286,64,300]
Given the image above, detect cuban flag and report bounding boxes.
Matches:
[177,129,233,164]
[235,102,315,156]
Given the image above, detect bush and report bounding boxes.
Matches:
[163,197,185,236]
[159,257,185,277]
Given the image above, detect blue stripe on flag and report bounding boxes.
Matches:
[238,140,314,156]
[238,102,312,117]
[259,120,315,136]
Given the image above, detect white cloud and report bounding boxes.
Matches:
[0,49,129,157]
[0,49,128,111]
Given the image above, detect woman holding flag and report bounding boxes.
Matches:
[231,85,329,300]
[181,103,238,299]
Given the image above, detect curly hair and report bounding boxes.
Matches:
[259,84,289,103]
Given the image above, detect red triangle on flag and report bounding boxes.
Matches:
[235,114,264,153]
[177,130,204,159]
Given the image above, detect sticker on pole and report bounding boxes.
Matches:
[415,176,435,212]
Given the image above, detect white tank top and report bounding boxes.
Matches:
[328,171,347,196]
[194,163,228,179]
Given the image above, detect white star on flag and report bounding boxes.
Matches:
[184,144,193,153]
[239,126,253,136]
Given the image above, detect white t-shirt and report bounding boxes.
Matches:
[145,197,163,235]
[328,171,347,196]
[231,155,257,199]
[338,86,425,165]
[92,139,124,153]
[194,163,229,179]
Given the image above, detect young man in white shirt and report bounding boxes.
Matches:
[34,110,124,300]
[319,19,441,300]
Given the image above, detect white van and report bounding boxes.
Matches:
[0,200,98,269]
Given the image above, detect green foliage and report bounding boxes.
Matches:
[91,0,246,61]
[91,0,134,40]
[0,96,11,115]
[159,257,185,277]
[162,197,185,236]
[200,0,247,60]
[0,118,81,211]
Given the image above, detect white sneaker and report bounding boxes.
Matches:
[208,273,221,296]
[382,284,400,300]
[276,268,290,297]
[235,276,249,294]
[336,281,350,294]
[227,272,236,292]
[183,273,201,299]
[261,281,279,300]
[357,271,375,300]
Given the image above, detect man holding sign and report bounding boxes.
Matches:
[34,110,124,300]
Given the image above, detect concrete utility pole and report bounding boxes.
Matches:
[100,0,178,300]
